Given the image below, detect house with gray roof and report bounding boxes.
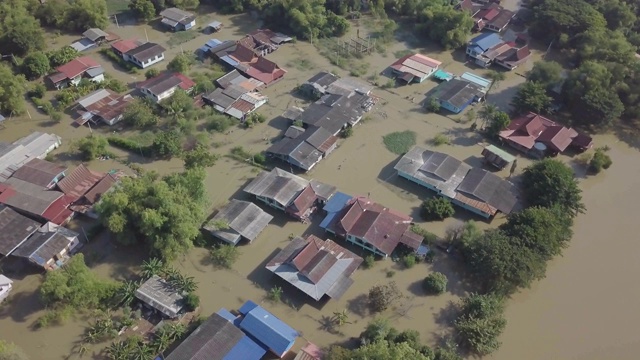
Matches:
[395,146,518,218]
[10,158,66,188]
[0,177,72,224]
[394,146,472,198]
[0,132,61,182]
[266,235,363,301]
[82,28,108,43]
[122,42,166,69]
[135,275,185,318]
[430,78,485,114]
[160,8,196,31]
[12,222,80,270]
[243,168,336,222]
[453,167,518,218]
[293,92,375,135]
[203,200,273,245]
[266,125,338,171]
[0,207,41,256]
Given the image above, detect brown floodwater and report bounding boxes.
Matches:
[0,6,638,360]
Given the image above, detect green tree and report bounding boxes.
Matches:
[263,0,350,40]
[74,135,109,161]
[95,169,207,260]
[268,285,282,302]
[454,293,506,356]
[145,68,160,80]
[64,0,109,31]
[485,70,506,93]
[22,52,51,80]
[354,340,432,359]
[521,159,585,216]
[0,64,27,115]
[47,46,79,67]
[0,340,29,360]
[182,143,219,169]
[210,244,240,269]
[588,146,613,174]
[162,89,194,119]
[368,282,401,312]
[527,61,563,91]
[129,0,157,21]
[575,28,635,65]
[500,206,573,259]
[576,87,624,127]
[332,309,351,326]
[40,254,118,309]
[426,97,441,113]
[417,5,474,49]
[529,0,607,42]
[152,130,183,158]
[485,111,511,138]
[421,197,455,221]
[478,103,498,129]
[0,8,46,56]
[122,99,159,128]
[184,292,200,311]
[167,53,195,73]
[511,81,552,114]
[116,280,139,307]
[423,272,448,295]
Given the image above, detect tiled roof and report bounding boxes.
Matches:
[111,39,143,54]
[55,56,100,79]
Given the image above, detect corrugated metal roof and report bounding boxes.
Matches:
[203,200,273,244]
[239,302,298,356]
[0,207,41,256]
[135,275,184,318]
[11,158,66,187]
[456,167,518,214]
[0,177,64,216]
[460,72,491,91]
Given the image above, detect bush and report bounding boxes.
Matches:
[383,130,417,155]
[29,83,46,99]
[426,98,441,113]
[253,152,266,165]
[99,48,137,72]
[184,292,200,311]
[402,254,417,269]
[588,147,612,174]
[423,272,448,295]
[107,137,152,156]
[167,53,195,73]
[342,127,354,138]
[368,282,401,312]
[210,244,240,269]
[432,133,451,146]
[145,68,160,79]
[454,294,506,356]
[74,135,109,161]
[207,114,236,132]
[421,197,455,221]
[268,286,282,302]
[363,254,376,269]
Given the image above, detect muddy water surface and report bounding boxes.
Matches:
[0,6,638,360]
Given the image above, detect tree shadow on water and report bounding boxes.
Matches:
[346,293,369,318]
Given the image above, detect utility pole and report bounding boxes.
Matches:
[114,14,119,28]
[144,28,149,42]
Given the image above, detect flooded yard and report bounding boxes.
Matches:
[0,5,638,360]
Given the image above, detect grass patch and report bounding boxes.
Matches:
[287,58,316,71]
[167,31,198,48]
[106,0,130,15]
[227,146,267,168]
[393,49,414,59]
[383,130,417,155]
[431,133,451,146]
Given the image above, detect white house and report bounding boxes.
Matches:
[137,72,195,103]
[0,275,13,303]
[122,42,166,69]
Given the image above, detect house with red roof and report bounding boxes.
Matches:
[56,164,124,218]
[46,56,105,89]
[136,72,196,103]
[325,197,423,258]
[235,53,287,87]
[499,112,593,156]
[75,88,134,126]
[389,53,442,84]
[458,1,514,32]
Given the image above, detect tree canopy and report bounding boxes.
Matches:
[521,159,585,216]
[95,169,207,260]
[263,0,350,40]
[0,64,27,115]
[454,293,506,356]
[36,0,109,32]
[527,61,563,91]
[417,4,473,49]
[511,81,552,115]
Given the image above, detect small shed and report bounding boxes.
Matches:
[482,145,516,169]
[202,199,274,245]
[135,275,185,318]
[206,21,223,33]
[82,28,109,43]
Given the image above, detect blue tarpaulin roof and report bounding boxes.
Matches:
[469,33,502,52]
[217,308,242,326]
[223,336,267,360]
[433,69,453,81]
[239,301,298,356]
[198,45,211,53]
[319,192,352,229]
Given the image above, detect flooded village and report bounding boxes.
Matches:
[0,0,639,359]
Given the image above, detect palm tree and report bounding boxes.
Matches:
[106,340,130,360]
[117,280,139,307]
[332,309,351,327]
[162,266,181,282]
[165,323,187,342]
[171,275,198,294]
[268,286,283,302]
[130,343,154,360]
[153,330,172,353]
[478,103,498,130]
[76,343,90,357]
[141,257,164,279]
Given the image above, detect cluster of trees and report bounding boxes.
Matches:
[129,0,199,21]
[527,0,640,126]
[39,254,119,326]
[449,159,583,355]
[327,318,462,360]
[95,168,208,260]
[106,322,188,360]
[263,0,351,40]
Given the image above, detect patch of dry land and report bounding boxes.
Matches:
[1,5,639,360]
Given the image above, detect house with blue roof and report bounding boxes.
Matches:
[466,33,503,67]
[165,312,266,360]
[239,300,299,358]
